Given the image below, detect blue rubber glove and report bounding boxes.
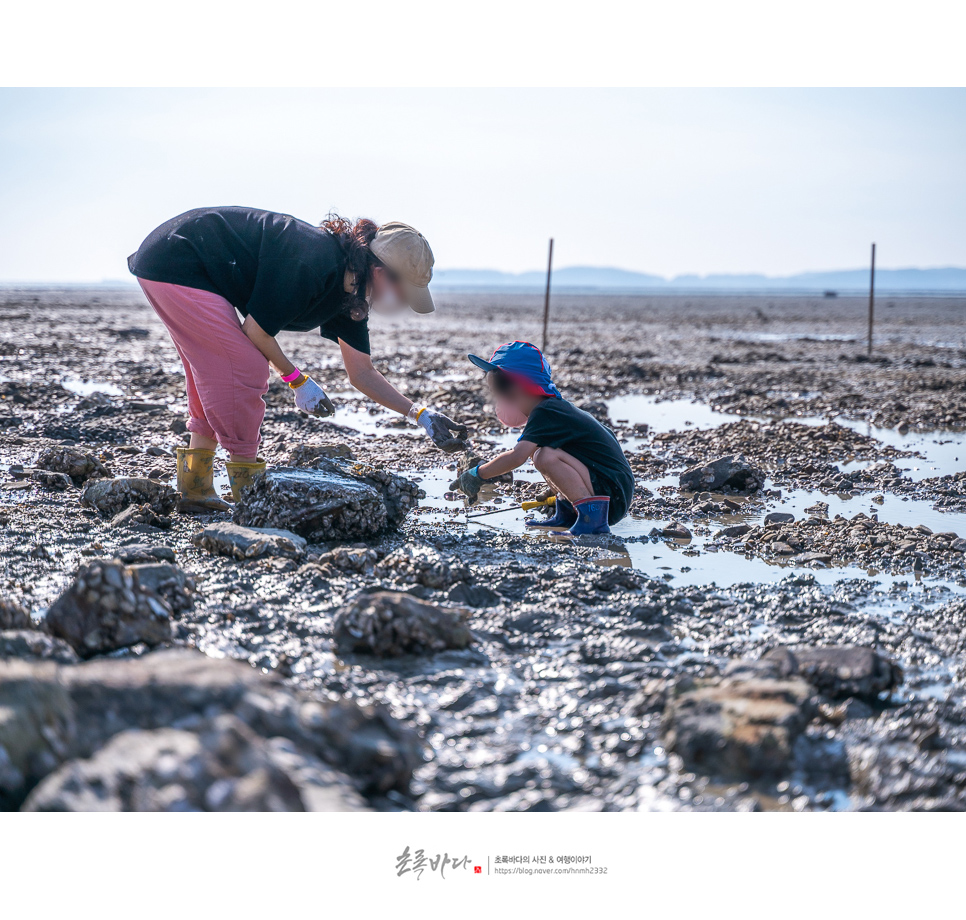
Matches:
[449,465,485,505]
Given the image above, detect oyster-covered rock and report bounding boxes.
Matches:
[80,477,179,518]
[44,559,173,658]
[233,461,421,542]
[35,446,111,485]
[376,544,470,589]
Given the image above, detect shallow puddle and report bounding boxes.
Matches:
[60,377,125,397]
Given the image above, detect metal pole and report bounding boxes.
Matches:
[542,238,554,353]
[868,242,876,356]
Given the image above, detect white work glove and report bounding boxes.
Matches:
[408,405,469,453]
[291,375,335,418]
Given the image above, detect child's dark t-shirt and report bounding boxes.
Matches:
[518,398,635,522]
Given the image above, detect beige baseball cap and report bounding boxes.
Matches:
[370,221,435,314]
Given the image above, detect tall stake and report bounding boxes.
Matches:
[867,242,876,356]
[542,238,554,353]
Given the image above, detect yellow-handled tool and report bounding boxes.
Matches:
[521,496,556,511]
[466,496,555,519]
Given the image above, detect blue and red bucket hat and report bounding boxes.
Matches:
[467,341,561,398]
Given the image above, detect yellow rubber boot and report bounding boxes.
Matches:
[225,458,267,502]
[176,447,232,513]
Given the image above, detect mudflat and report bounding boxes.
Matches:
[2,287,965,811]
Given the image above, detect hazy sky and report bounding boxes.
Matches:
[1,88,963,282]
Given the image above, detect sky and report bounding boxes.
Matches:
[0,88,963,283]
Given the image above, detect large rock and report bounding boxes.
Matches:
[22,716,367,812]
[61,649,423,795]
[662,677,815,779]
[44,560,173,658]
[678,455,766,493]
[334,591,474,657]
[0,649,422,808]
[761,645,902,701]
[35,446,111,485]
[81,477,178,518]
[233,461,421,542]
[192,522,307,561]
[0,661,75,808]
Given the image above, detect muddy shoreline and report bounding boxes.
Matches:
[2,288,966,811]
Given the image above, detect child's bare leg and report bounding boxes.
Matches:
[532,447,594,503]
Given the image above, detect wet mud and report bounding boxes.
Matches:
[2,288,966,811]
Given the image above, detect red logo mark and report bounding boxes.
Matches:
[474,866,482,874]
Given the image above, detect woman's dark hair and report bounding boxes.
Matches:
[319,213,382,320]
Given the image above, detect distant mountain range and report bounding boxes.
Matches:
[3,266,964,293]
[432,266,966,293]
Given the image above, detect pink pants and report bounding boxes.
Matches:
[138,279,269,456]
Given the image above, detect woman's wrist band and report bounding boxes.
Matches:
[407,404,428,423]
[281,367,302,384]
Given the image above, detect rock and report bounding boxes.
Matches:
[288,443,356,464]
[804,501,829,517]
[334,591,474,657]
[192,522,307,561]
[315,546,380,575]
[44,559,173,658]
[654,522,692,540]
[0,630,79,664]
[761,645,902,701]
[114,544,177,564]
[81,477,178,518]
[764,512,795,525]
[233,462,421,541]
[663,676,815,779]
[376,545,470,589]
[718,523,751,538]
[22,469,73,491]
[35,446,111,485]
[128,563,194,614]
[110,503,172,530]
[0,660,75,808]
[304,698,424,795]
[799,552,833,564]
[446,583,502,608]
[22,715,369,812]
[0,597,31,631]
[678,455,766,494]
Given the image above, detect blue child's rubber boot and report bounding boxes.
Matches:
[569,496,611,535]
[526,497,577,529]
